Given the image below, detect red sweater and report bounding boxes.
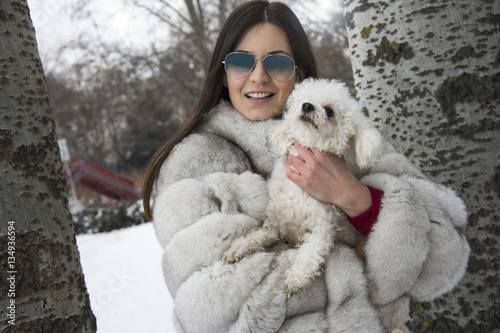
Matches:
[347,186,383,236]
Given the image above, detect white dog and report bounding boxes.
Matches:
[222,78,383,296]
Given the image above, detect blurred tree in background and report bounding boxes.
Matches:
[0,1,96,329]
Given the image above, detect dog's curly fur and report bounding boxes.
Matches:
[222,78,383,296]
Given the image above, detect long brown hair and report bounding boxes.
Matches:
[143,1,318,220]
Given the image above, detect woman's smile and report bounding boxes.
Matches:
[245,91,275,103]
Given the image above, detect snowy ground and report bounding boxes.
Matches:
[76,223,176,333]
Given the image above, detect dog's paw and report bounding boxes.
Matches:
[222,243,251,264]
[221,248,239,264]
[284,268,314,297]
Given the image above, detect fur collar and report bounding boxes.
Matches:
[196,100,279,176]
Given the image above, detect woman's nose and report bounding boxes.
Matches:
[249,58,270,83]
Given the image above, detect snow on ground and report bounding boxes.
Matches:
[76,223,176,333]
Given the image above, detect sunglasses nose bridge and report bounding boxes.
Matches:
[249,55,270,80]
[256,55,274,73]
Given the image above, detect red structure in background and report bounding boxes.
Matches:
[67,154,139,202]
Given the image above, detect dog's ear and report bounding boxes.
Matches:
[353,117,383,169]
[272,120,294,156]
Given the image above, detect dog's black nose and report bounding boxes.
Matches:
[302,102,315,113]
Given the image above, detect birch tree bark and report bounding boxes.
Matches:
[0,1,96,331]
[343,0,499,331]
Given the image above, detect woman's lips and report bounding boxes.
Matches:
[245,92,275,103]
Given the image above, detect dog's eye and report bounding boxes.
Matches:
[325,107,334,118]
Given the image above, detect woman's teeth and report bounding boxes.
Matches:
[246,92,273,99]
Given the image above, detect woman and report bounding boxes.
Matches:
[143,1,469,332]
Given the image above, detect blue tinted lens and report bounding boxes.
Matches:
[224,53,256,79]
[263,55,295,82]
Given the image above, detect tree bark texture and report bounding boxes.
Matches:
[0,1,96,332]
[343,0,499,331]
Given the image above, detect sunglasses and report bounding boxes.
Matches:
[222,52,297,82]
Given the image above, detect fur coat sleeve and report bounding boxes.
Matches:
[360,141,469,307]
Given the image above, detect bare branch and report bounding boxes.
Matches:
[158,0,191,25]
[131,1,189,36]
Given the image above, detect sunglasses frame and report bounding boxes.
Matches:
[222,52,298,82]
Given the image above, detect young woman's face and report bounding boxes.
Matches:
[225,23,297,121]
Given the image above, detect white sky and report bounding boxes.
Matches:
[27,0,159,47]
[27,0,164,71]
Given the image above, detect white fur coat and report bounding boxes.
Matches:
[152,101,469,333]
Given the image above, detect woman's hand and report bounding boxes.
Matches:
[286,142,372,217]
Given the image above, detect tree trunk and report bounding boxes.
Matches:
[343,0,499,331]
[0,1,96,332]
